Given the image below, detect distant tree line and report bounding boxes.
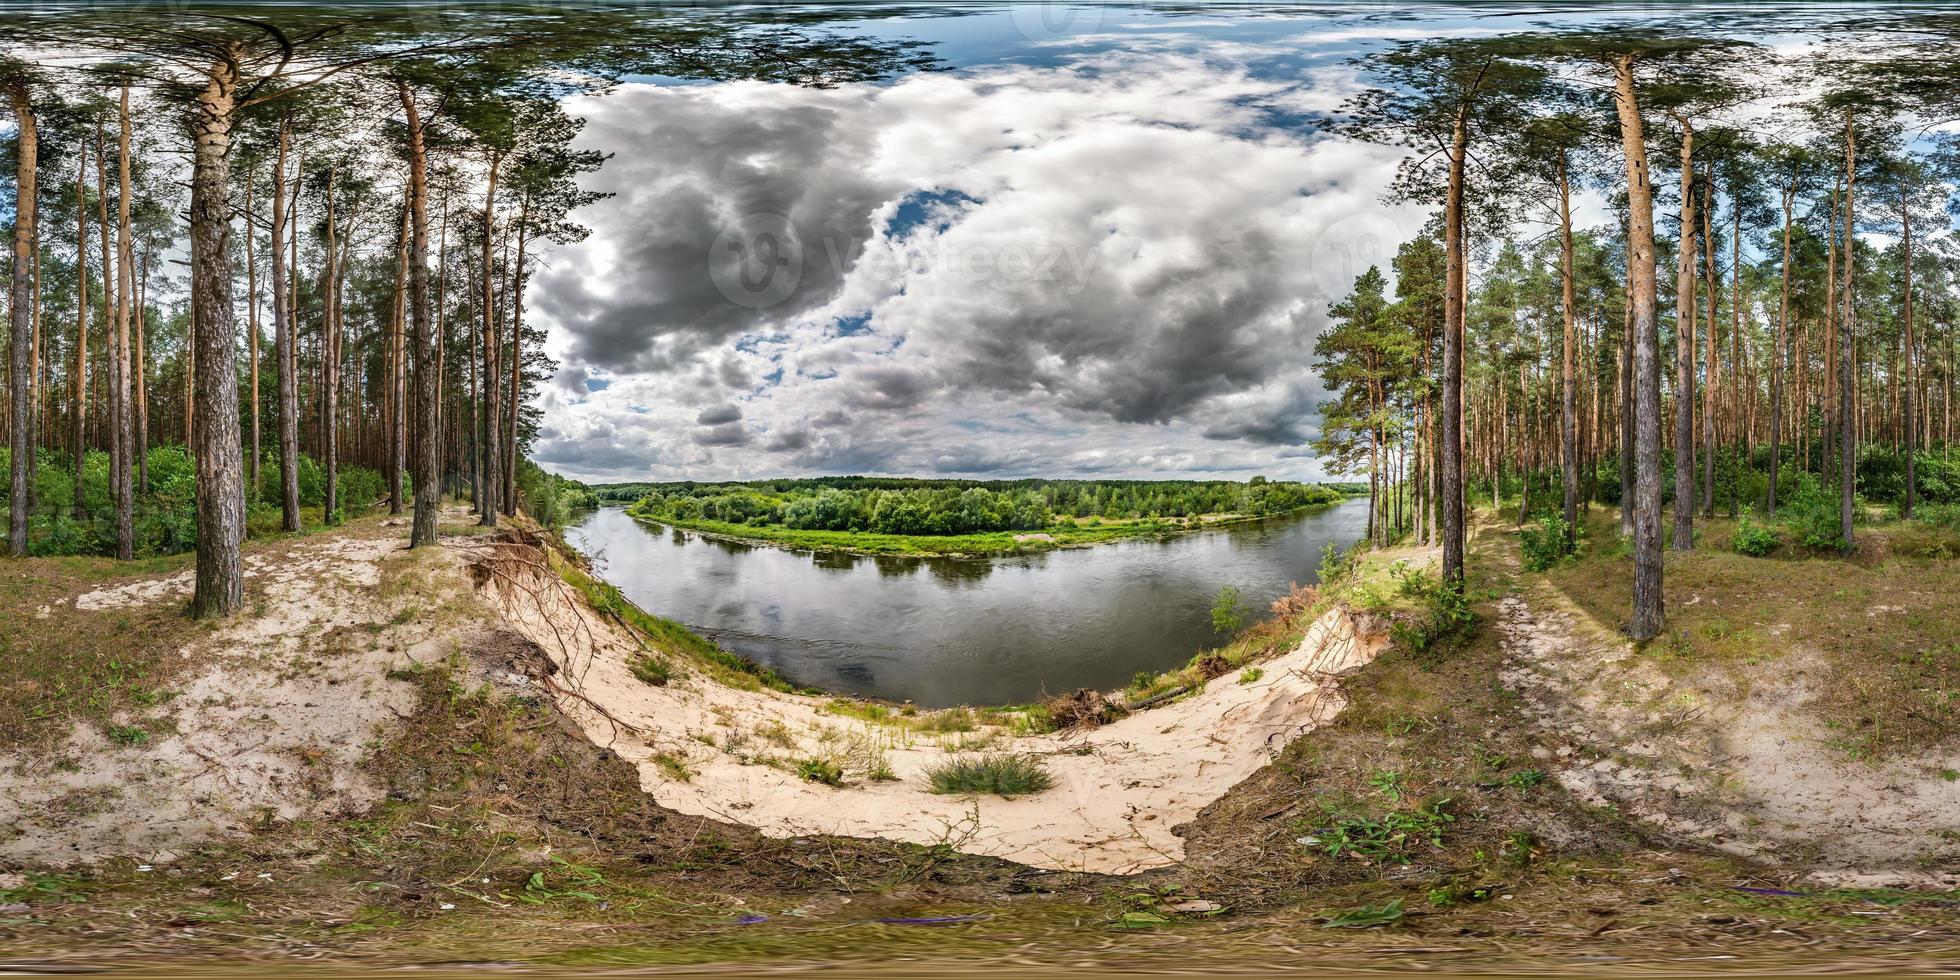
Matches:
[612,477,1352,536]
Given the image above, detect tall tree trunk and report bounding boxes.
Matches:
[503,199,529,516]
[134,250,146,492]
[245,168,260,500]
[94,128,123,559]
[6,81,36,557]
[1728,197,1742,519]
[71,149,89,521]
[1700,176,1717,520]
[1616,54,1666,641]
[113,89,135,559]
[1439,106,1469,586]
[388,199,408,514]
[1902,191,1916,519]
[323,167,340,525]
[1769,177,1794,516]
[1839,112,1857,554]
[187,55,247,619]
[477,146,504,529]
[1669,110,1696,551]
[272,117,300,532]
[402,81,441,548]
[1558,152,1578,545]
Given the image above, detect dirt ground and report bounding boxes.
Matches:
[3,504,1960,975]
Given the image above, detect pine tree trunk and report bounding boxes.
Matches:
[1902,196,1916,519]
[388,200,409,514]
[1616,55,1666,641]
[245,164,261,501]
[1839,112,1857,554]
[401,81,441,548]
[113,89,135,558]
[188,54,246,619]
[1700,177,1717,520]
[1769,180,1793,516]
[1558,154,1578,544]
[1439,107,1468,586]
[6,81,36,557]
[272,117,301,532]
[323,168,340,525]
[71,151,88,521]
[477,146,503,528]
[1669,111,1696,551]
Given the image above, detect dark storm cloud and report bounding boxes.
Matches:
[532,87,897,375]
[695,421,752,446]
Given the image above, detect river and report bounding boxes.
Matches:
[565,498,1369,707]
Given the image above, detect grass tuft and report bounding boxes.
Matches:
[925,753,1054,797]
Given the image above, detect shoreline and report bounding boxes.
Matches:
[618,497,1361,560]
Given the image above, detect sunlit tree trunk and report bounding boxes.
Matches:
[1616,55,1666,641]
[477,146,504,529]
[1769,178,1793,516]
[6,81,36,557]
[1668,110,1696,551]
[402,81,440,548]
[272,117,300,532]
[188,53,247,619]
[1439,106,1468,586]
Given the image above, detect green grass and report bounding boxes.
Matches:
[925,753,1054,797]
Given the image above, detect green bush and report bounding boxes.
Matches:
[1730,516,1780,557]
[1387,571,1475,662]
[1780,473,1849,552]
[1519,513,1576,572]
[925,753,1054,797]
[1210,585,1244,633]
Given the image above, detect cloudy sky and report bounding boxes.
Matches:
[522,2,1786,484]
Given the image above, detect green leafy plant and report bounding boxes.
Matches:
[1322,898,1405,928]
[1731,516,1780,557]
[1519,513,1577,572]
[795,757,844,785]
[629,654,679,687]
[1237,667,1264,685]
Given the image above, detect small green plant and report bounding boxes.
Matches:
[107,725,150,746]
[1317,799,1454,865]
[1504,768,1547,789]
[1388,572,1476,662]
[1366,769,1405,801]
[1211,585,1245,634]
[1237,667,1264,685]
[1519,513,1577,572]
[926,753,1054,797]
[1731,516,1780,557]
[652,751,693,782]
[795,757,844,785]
[1322,898,1405,928]
[629,654,679,687]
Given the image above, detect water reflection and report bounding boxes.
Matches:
[568,499,1368,706]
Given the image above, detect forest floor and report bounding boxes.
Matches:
[1,502,1959,975]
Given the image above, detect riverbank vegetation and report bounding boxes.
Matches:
[611,477,1353,555]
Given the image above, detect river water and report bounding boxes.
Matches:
[565,499,1368,707]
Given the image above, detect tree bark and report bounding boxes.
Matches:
[323,167,341,525]
[1668,110,1696,551]
[245,166,260,500]
[271,117,300,532]
[1901,188,1916,519]
[188,54,247,619]
[401,81,441,548]
[1839,112,1857,554]
[503,197,529,516]
[113,89,136,559]
[1769,177,1793,516]
[1700,176,1717,520]
[6,81,36,557]
[1557,152,1578,545]
[1615,54,1666,641]
[477,146,504,529]
[71,148,88,521]
[1439,106,1468,586]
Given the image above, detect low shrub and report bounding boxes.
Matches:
[795,757,843,785]
[925,753,1054,797]
[1731,516,1780,557]
[1387,571,1475,662]
[1519,513,1577,572]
